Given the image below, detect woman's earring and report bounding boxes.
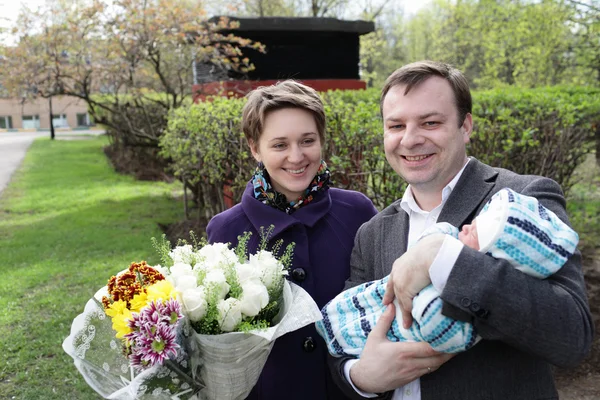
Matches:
[257,161,264,170]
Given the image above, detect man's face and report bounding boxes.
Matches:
[382,76,472,197]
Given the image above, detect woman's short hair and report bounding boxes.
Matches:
[381,60,472,126]
[241,80,326,145]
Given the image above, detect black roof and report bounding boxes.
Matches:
[210,16,374,35]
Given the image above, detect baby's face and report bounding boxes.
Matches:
[459,220,480,250]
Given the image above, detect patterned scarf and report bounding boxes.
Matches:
[252,160,331,214]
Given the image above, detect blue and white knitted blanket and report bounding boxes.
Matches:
[316,188,579,357]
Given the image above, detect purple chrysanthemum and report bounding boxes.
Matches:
[141,300,165,325]
[124,299,184,370]
[136,323,180,366]
[127,312,142,330]
[163,298,183,325]
[129,351,150,371]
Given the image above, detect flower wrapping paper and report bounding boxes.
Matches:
[62,279,322,399]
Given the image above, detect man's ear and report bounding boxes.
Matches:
[248,139,261,162]
[461,113,473,143]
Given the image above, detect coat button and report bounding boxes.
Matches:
[460,297,471,307]
[291,267,306,282]
[470,302,480,312]
[302,336,316,352]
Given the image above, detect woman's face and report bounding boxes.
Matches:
[250,107,322,202]
[458,220,480,250]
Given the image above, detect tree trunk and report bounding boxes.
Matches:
[48,96,55,140]
[596,122,600,167]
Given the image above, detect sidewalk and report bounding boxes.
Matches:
[0,130,105,197]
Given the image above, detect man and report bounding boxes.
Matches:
[330,61,593,400]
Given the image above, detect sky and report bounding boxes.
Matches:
[0,0,431,45]
[1,0,46,25]
[0,0,46,45]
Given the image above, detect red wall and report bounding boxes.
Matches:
[193,79,366,102]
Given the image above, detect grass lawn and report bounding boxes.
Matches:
[0,137,183,399]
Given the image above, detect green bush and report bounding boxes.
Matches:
[470,86,600,194]
[160,96,248,218]
[160,86,600,218]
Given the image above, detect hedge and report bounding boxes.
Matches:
[470,86,600,194]
[160,86,600,218]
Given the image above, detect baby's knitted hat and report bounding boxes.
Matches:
[474,188,579,278]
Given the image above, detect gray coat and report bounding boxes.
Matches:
[330,158,593,400]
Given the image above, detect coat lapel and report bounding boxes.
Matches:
[438,158,499,227]
[380,201,409,275]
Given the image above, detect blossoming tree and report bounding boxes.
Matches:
[1,0,262,155]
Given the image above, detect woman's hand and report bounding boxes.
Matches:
[349,304,454,393]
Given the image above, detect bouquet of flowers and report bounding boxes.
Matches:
[63,228,322,399]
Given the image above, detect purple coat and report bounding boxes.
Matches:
[207,183,377,400]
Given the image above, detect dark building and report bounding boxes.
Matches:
[193,17,375,100]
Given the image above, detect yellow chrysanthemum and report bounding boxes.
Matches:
[129,291,149,313]
[112,308,133,339]
[105,299,128,318]
[146,280,175,303]
[105,301,134,338]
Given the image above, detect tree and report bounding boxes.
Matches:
[566,0,600,84]
[211,0,395,18]
[359,10,406,88]
[1,0,262,149]
[395,0,599,89]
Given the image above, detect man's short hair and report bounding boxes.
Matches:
[381,60,472,126]
[242,80,326,145]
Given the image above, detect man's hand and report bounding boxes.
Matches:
[383,234,445,328]
[349,304,455,393]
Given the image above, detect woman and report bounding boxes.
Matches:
[206,80,378,400]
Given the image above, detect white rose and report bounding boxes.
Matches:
[170,262,193,276]
[173,275,197,292]
[217,297,243,332]
[195,243,238,271]
[181,287,208,321]
[249,250,286,290]
[169,244,195,265]
[169,263,197,291]
[203,269,230,299]
[239,280,269,317]
[235,262,260,283]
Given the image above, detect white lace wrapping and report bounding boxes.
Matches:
[63,281,322,399]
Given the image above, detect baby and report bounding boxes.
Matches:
[316,188,579,356]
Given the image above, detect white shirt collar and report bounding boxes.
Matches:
[400,158,471,215]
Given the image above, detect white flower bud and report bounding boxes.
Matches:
[169,245,195,265]
[235,262,260,283]
[249,250,286,291]
[181,287,208,322]
[239,280,269,317]
[195,243,238,271]
[217,297,243,332]
[168,262,197,291]
[204,269,230,299]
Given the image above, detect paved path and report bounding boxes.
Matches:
[0,130,104,197]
